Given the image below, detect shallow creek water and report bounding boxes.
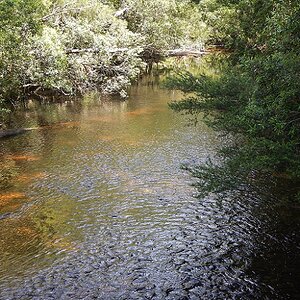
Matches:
[0,72,299,299]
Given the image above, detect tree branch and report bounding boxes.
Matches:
[41,4,94,21]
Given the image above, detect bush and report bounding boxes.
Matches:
[168,0,300,199]
[24,0,145,97]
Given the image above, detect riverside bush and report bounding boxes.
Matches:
[168,0,300,200]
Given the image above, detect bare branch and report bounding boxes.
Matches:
[41,4,94,22]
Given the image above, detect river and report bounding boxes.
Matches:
[0,69,299,299]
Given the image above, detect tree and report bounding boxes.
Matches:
[0,0,45,102]
[168,0,300,200]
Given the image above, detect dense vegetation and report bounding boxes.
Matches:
[168,0,300,200]
[0,0,204,117]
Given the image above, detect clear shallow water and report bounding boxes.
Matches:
[0,73,299,299]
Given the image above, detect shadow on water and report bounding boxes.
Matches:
[0,59,299,299]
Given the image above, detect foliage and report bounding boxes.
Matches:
[0,0,208,116]
[27,0,145,97]
[168,0,300,199]
[0,0,45,102]
[120,0,207,50]
[197,0,238,46]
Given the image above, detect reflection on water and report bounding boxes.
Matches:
[0,69,299,299]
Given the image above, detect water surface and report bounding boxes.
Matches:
[0,72,299,299]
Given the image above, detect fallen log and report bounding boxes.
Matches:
[66,48,129,54]
[165,49,208,57]
[0,128,38,139]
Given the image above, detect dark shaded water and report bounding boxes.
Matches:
[0,73,299,299]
